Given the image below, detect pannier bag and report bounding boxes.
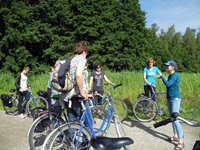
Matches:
[0,94,13,107]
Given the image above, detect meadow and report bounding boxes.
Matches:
[0,71,199,120]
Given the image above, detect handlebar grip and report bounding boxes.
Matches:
[113,83,122,89]
[153,118,171,128]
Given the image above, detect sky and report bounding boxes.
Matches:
[139,0,200,34]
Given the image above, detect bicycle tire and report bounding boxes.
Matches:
[179,98,196,121]
[132,98,158,122]
[28,113,65,150]
[3,95,19,115]
[105,98,128,122]
[26,96,49,117]
[46,123,92,150]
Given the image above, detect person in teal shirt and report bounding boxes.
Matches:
[143,58,161,98]
[158,60,184,150]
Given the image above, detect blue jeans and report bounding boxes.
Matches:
[167,98,184,138]
[67,99,94,128]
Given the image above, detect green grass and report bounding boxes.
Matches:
[0,71,199,121]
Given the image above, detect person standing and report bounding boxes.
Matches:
[65,41,94,127]
[15,66,31,119]
[158,61,184,150]
[89,63,115,105]
[143,58,161,98]
[46,65,60,110]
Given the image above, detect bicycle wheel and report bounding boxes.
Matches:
[2,95,19,115]
[28,113,65,150]
[46,123,92,150]
[105,98,128,122]
[179,98,196,121]
[132,99,158,122]
[26,96,49,116]
[112,98,128,122]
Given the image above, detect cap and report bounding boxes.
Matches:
[164,61,178,69]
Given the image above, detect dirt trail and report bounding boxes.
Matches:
[0,110,199,150]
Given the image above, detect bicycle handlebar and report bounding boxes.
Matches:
[154,117,200,128]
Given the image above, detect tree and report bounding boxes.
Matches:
[182,28,199,72]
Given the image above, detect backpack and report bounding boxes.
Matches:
[51,57,75,92]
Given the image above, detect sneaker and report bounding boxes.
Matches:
[19,114,25,119]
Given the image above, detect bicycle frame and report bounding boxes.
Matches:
[74,100,115,148]
[144,85,167,115]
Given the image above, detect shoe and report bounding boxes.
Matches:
[19,114,25,119]
[166,136,179,142]
[175,142,184,150]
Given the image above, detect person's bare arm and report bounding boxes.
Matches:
[89,76,93,91]
[104,75,114,85]
[76,62,89,99]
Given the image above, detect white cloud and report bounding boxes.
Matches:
[139,0,200,34]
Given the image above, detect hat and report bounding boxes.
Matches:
[164,61,178,69]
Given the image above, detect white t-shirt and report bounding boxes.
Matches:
[20,73,28,91]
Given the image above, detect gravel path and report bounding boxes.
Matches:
[0,110,199,150]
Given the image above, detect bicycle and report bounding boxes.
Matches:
[132,85,196,122]
[91,83,128,122]
[42,94,131,150]
[0,89,49,117]
[27,93,67,150]
[27,91,112,150]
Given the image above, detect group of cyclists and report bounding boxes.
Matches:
[15,41,185,149]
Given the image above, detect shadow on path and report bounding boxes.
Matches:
[123,118,177,146]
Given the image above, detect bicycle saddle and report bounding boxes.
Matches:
[71,95,84,100]
[90,136,134,150]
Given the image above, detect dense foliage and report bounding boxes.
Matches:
[0,0,200,74]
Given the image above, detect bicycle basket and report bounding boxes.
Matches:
[0,94,13,107]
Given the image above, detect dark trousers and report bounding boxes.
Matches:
[66,100,94,128]
[47,87,52,111]
[144,85,156,99]
[18,91,30,114]
[93,91,103,105]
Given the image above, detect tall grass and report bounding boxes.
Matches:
[0,71,199,120]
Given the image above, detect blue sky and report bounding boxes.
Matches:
[139,0,200,34]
